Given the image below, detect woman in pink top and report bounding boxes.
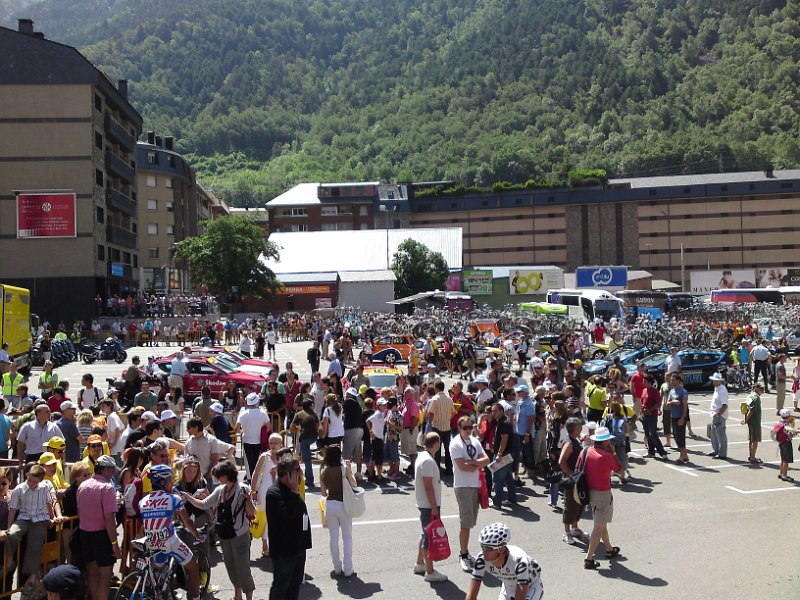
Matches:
[583,426,623,570]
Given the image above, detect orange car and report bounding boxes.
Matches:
[371,334,415,364]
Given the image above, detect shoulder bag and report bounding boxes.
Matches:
[341,466,366,518]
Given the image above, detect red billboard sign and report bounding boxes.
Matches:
[17,192,77,238]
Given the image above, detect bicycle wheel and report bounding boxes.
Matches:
[115,572,154,600]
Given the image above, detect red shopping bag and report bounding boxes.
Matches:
[478,469,490,509]
[425,518,451,562]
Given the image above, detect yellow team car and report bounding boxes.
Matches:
[360,365,404,393]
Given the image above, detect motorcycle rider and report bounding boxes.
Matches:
[123,356,146,405]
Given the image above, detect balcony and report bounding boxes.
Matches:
[106,188,136,217]
[105,114,135,152]
[106,224,137,249]
[105,152,135,186]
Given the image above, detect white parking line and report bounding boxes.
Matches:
[662,463,699,477]
[725,485,800,494]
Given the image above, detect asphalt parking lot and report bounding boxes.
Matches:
[46,341,798,599]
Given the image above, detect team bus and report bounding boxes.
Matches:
[710,287,800,305]
[545,289,624,322]
[616,290,697,319]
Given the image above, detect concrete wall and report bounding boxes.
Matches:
[338,280,395,313]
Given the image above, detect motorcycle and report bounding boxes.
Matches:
[80,336,128,364]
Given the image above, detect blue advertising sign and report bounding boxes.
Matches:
[110,262,124,277]
[576,266,628,290]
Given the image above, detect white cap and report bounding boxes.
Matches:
[211,402,224,415]
[245,392,260,406]
[160,410,177,420]
[141,411,157,421]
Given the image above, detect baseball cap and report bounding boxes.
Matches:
[46,436,66,451]
[95,455,117,469]
[572,359,583,367]
[59,400,76,412]
[377,398,389,406]
[586,421,598,431]
[42,565,82,594]
[211,402,224,415]
[534,385,547,396]
[474,375,489,384]
[246,392,260,406]
[358,384,369,396]
[780,408,791,418]
[160,410,177,420]
[87,434,103,444]
[427,363,436,369]
[38,452,58,466]
[345,387,358,397]
[141,411,157,421]
[514,384,529,394]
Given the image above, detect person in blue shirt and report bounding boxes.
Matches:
[516,385,536,472]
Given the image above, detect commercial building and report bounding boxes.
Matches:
[265,182,409,233]
[136,134,213,293]
[0,20,142,322]
[409,169,800,290]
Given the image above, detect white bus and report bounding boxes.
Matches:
[545,289,625,322]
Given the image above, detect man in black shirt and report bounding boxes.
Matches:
[490,402,517,508]
[266,454,312,600]
[307,342,321,375]
[341,388,364,477]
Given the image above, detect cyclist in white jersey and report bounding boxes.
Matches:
[465,522,544,600]
[138,464,204,600]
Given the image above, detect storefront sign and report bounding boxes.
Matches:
[277,285,331,295]
[463,269,493,295]
[17,192,77,238]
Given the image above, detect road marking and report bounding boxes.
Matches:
[725,485,800,495]
[311,514,458,529]
[662,463,699,477]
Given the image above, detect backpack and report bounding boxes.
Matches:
[79,387,100,407]
[562,448,591,506]
[771,422,789,443]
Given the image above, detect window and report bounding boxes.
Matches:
[95,169,104,187]
[290,224,308,232]
[321,206,338,216]
[166,201,174,213]
[359,206,368,216]
[95,132,103,150]
[133,254,138,268]
[131,222,137,234]
[96,207,104,224]
[97,244,105,261]
[321,223,337,231]
[292,208,307,216]
[94,93,102,111]
[122,251,131,265]
[147,224,158,235]
[167,155,175,167]
[147,199,157,211]
[111,248,121,262]
[148,247,159,259]
[164,178,173,189]
[147,175,156,187]
[147,151,158,165]
[360,223,369,230]
[166,225,174,236]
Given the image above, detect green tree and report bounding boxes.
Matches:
[175,216,280,307]
[391,239,449,299]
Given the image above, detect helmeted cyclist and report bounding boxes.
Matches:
[138,464,203,600]
[465,522,543,600]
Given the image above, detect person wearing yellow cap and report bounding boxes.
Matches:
[357,384,369,409]
[81,434,106,475]
[39,452,67,491]
[44,436,67,488]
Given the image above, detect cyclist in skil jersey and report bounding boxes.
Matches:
[138,464,203,600]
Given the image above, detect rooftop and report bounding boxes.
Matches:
[609,169,800,189]
[264,227,463,273]
[338,270,397,283]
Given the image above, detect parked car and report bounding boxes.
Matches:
[371,334,415,364]
[153,356,267,398]
[582,346,661,377]
[639,348,729,387]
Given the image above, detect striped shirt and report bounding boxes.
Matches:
[427,392,455,432]
[17,420,64,455]
[9,480,55,522]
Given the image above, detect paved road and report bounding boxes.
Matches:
[42,341,797,599]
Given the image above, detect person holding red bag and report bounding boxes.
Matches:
[413,432,448,583]
[450,416,490,573]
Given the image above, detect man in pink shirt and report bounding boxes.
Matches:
[76,455,120,600]
[583,426,623,570]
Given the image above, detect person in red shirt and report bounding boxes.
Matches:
[629,363,645,420]
[640,375,667,458]
[583,426,624,569]
[592,322,606,344]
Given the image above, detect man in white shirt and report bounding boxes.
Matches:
[77,374,105,410]
[750,340,771,392]
[265,328,277,360]
[423,364,442,386]
[708,373,728,459]
[98,399,125,465]
[528,351,544,372]
[169,352,188,394]
[236,393,268,481]
[0,343,11,375]
[450,418,489,573]
[413,432,447,583]
[665,348,682,375]
[474,376,494,408]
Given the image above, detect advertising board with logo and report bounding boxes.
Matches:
[690,270,756,293]
[509,268,564,295]
[277,285,331,295]
[575,266,628,291]
[17,192,77,238]
[463,269,493,295]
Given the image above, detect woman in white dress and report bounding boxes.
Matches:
[250,432,283,556]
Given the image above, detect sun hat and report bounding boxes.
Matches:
[709,373,724,382]
[474,375,489,384]
[590,426,614,442]
[779,408,791,418]
[59,400,76,411]
[245,392,260,406]
[160,410,177,420]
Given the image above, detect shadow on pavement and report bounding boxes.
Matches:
[429,578,469,599]
[335,574,383,598]
[598,560,668,587]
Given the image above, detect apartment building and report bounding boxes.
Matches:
[0,19,142,322]
[136,134,212,293]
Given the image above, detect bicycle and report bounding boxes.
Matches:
[115,525,210,600]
